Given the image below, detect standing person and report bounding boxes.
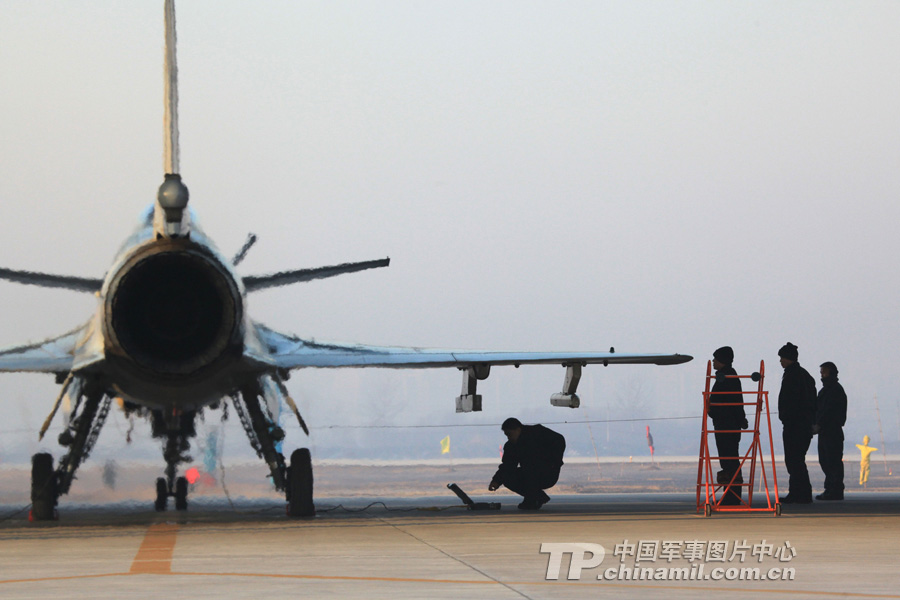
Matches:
[488,418,565,510]
[708,346,747,505]
[814,362,847,500]
[856,435,877,486]
[777,342,817,504]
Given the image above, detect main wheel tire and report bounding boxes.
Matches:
[174,476,188,511]
[287,448,315,517]
[31,453,58,521]
[155,477,168,512]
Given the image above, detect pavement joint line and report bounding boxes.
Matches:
[1,571,900,597]
[373,514,535,600]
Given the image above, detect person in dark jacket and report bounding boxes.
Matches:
[777,342,817,504]
[814,361,847,500]
[708,346,747,505]
[488,417,565,510]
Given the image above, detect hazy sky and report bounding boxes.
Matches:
[1,2,899,466]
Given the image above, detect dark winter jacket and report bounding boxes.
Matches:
[778,362,817,429]
[816,374,847,432]
[492,424,565,483]
[708,366,746,427]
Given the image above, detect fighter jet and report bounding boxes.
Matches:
[0,1,692,520]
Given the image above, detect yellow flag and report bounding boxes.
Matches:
[440,435,450,454]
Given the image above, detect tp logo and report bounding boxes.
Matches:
[540,543,606,580]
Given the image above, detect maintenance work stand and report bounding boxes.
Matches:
[697,360,781,516]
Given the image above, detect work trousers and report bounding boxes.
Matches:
[818,428,845,494]
[782,423,812,500]
[500,463,560,502]
[713,422,741,475]
[713,423,743,505]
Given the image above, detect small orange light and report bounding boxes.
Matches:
[185,467,200,485]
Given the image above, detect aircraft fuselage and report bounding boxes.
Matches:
[85,213,260,409]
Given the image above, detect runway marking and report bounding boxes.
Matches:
[129,523,179,574]
[1,570,900,597]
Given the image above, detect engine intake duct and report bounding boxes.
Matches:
[105,241,241,378]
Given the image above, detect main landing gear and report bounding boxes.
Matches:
[233,383,315,517]
[31,378,110,521]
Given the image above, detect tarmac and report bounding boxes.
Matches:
[1,491,899,599]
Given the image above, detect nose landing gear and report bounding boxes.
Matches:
[154,475,189,512]
[150,408,195,512]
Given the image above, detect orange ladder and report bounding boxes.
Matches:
[696,359,781,516]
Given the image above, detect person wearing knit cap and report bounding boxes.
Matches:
[708,346,747,505]
[814,362,847,500]
[777,342,817,504]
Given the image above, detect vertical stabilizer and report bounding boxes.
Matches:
[157,0,189,238]
[163,0,180,176]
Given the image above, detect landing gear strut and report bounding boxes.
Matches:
[150,409,195,512]
[233,387,287,490]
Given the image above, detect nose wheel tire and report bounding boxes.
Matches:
[155,477,168,511]
[174,476,188,511]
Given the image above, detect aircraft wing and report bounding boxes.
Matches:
[0,327,88,373]
[0,267,102,293]
[255,324,692,369]
[243,258,390,292]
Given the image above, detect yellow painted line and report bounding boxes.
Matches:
[0,573,126,585]
[129,523,179,574]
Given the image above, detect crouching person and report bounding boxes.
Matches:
[488,417,565,510]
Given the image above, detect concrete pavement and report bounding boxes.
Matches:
[0,493,898,599]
